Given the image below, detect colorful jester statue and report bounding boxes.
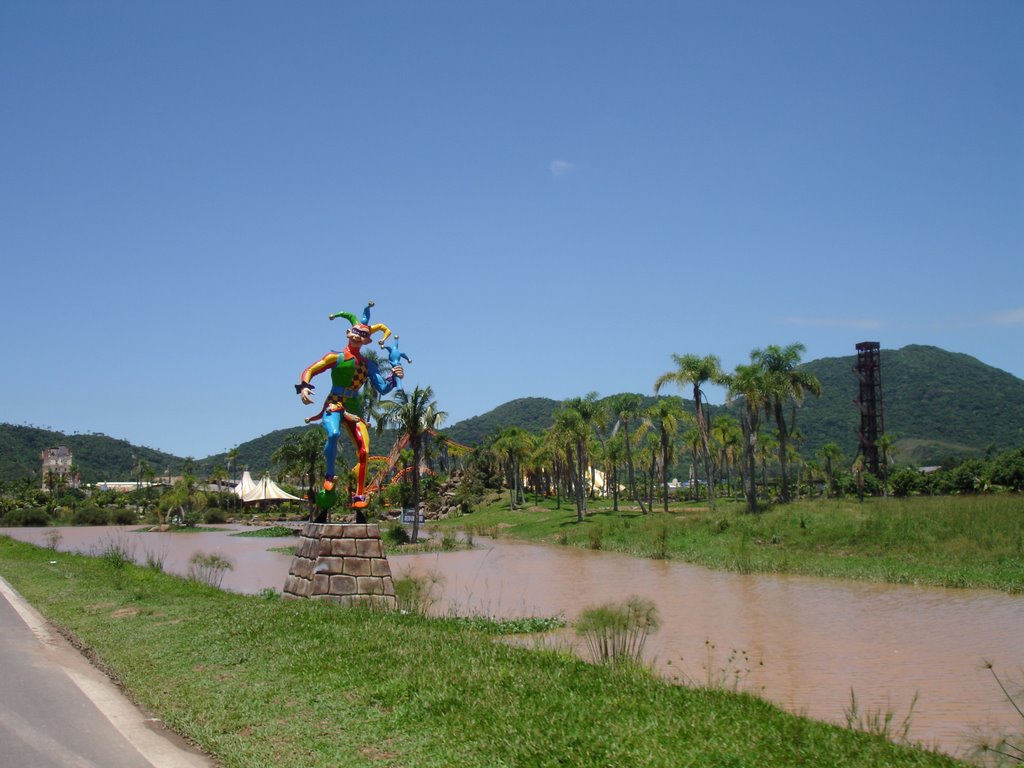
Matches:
[295,301,404,511]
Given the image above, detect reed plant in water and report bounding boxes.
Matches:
[843,688,918,745]
[96,532,136,570]
[394,569,444,615]
[671,640,763,693]
[187,551,233,588]
[575,596,660,665]
[976,662,1024,764]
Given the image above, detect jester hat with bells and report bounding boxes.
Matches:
[329,300,392,345]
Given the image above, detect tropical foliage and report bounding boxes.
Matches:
[376,385,447,542]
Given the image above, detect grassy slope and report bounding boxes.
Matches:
[0,537,961,768]
[438,493,1024,593]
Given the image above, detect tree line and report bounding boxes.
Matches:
[459,342,1024,518]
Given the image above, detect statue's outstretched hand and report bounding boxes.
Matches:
[299,387,315,405]
[392,366,405,380]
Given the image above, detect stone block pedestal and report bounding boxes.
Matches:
[282,522,397,609]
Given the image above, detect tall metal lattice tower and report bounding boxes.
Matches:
[854,342,884,475]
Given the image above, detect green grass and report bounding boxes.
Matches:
[0,535,962,768]
[438,493,1024,593]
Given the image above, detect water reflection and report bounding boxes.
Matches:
[3,524,1021,758]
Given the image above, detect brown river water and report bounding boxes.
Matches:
[3,524,1022,760]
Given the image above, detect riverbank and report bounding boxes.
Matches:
[434,494,1024,593]
[0,535,964,768]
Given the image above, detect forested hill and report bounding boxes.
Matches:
[2,345,1022,482]
[0,425,186,484]
[443,397,560,446]
[797,345,1024,464]
[442,346,1024,464]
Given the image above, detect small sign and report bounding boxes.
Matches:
[401,508,424,524]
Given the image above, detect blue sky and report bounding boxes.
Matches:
[2,2,1021,459]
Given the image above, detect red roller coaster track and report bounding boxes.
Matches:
[364,431,469,496]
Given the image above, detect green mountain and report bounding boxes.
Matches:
[441,346,1024,466]
[796,345,1024,465]
[2,345,1021,483]
[442,397,560,446]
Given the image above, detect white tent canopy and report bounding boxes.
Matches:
[234,471,257,499]
[242,475,300,504]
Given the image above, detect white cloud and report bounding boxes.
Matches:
[549,159,574,176]
[985,308,1024,326]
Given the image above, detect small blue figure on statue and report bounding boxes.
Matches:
[380,336,412,389]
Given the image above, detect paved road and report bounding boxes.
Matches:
[0,577,215,768]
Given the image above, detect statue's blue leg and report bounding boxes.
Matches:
[322,412,341,478]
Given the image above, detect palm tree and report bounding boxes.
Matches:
[552,395,601,522]
[272,427,326,522]
[209,464,228,492]
[852,454,867,501]
[493,426,533,510]
[142,462,157,515]
[647,396,687,512]
[377,386,447,543]
[525,433,551,504]
[606,393,647,513]
[726,362,770,513]
[751,343,822,503]
[817,442,843,498]
[159,475,207,528]
[757,432,778,498]
[602,433,625,512]
[225,447,239,514]
[876,434,896,497]
[655,354,726,510]
[681,428,702,501]
[710,415,742,499]
[638,431,661,511]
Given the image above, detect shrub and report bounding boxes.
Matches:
[947,459,988,494]
[73,506,110,526]
[110,508,138,525]
[990,449,1024,491]
[205,508,228,524]
[650,517,670,560]
[3,507,51,526]
[889,467,922,497]
[384,522,410,546]
[58,489,87,506]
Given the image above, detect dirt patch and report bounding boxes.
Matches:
[360,743,401,761]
